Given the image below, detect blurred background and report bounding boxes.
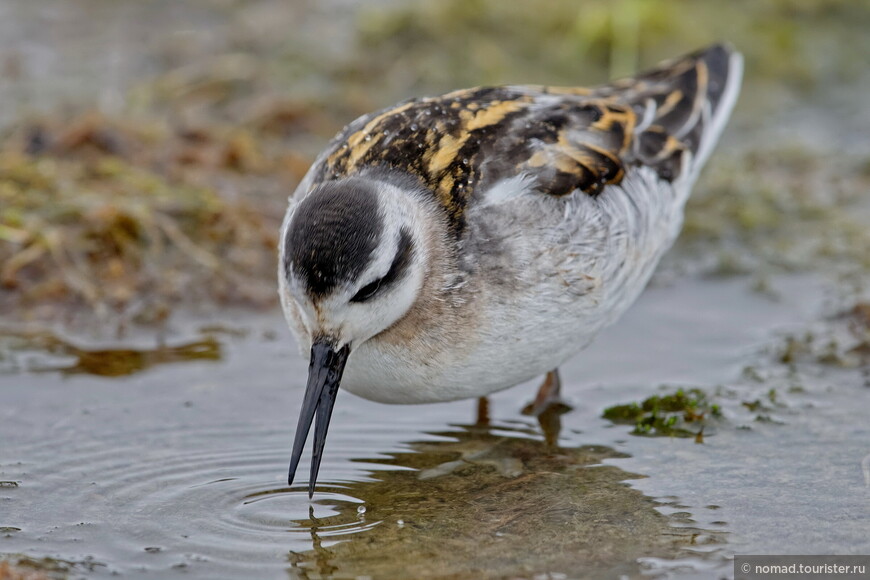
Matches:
[1,0,868,331]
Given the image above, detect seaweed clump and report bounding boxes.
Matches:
[0,113,293,327]
[603,387,721,439]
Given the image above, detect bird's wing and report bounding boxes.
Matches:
[300,44,742,235]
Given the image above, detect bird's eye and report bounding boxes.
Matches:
[350,277,383,303]
[349,227,415,304]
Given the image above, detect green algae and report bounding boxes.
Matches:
[603,387,721,438]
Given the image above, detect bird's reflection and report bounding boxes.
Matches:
[285,404,726,579]
[478,395,569,448]
[287,507,337,579]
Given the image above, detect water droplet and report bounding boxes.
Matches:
[397,519,404,526]
[357,505,366,515]
[410,124,418,131]
[383,130,390,136]
[365,134,372,142]
[462,158,468,165]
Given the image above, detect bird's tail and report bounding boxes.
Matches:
[602,43,744,180]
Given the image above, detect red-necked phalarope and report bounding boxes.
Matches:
[279,44,743,495]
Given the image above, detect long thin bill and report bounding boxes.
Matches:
[309,374,341,497]
[287,339,350,496]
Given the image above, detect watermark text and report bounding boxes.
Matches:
[735,555,869,579]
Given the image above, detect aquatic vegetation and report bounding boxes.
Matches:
[773,302,870,369]
[0,114,285,327]
[602,387,721,438]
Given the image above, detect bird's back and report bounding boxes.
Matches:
[297,44,742,238]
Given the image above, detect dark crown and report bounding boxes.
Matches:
[284,179,383,298]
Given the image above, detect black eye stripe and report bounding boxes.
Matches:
[350,228,415,303]
[349,278,382,303]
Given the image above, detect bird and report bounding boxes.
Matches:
[279,44,743,496]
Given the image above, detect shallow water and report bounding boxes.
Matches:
[2,274,868,578]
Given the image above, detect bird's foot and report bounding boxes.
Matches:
[521,369,572,417]
[521,398,573,417]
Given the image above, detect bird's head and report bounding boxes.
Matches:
[278,176,430,495]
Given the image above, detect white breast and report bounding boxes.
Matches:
[339,163,693,404]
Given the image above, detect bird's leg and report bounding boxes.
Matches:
[521,369,572,417]
[475,396,491,426]
[537,404,565,448]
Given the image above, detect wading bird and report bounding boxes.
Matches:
[279,44,743,496]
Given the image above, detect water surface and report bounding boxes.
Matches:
[3,275,868,578]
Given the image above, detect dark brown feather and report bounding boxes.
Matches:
[305,44,738,235]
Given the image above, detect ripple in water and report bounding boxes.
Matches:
[0,424,379,577]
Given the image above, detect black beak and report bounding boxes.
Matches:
[288,338,351,497]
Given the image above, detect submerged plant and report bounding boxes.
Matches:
[602,387,721,439]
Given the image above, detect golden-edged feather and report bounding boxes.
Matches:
[305,44,738,234]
